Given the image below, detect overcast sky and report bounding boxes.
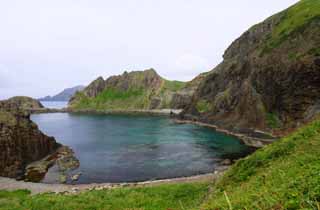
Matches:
[0,0,299,99]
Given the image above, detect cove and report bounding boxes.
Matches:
[31,113,253,184]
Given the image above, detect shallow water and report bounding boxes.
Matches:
[31,113,253,184]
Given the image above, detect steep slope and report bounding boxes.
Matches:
[39,85,85,101]
[69,69,193,110]
[201,117,320,209]
[182,0,320,136]
[0,99,61,178]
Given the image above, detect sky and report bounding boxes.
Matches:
[0,0,299,99]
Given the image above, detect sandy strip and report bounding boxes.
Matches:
[0,172,221,195]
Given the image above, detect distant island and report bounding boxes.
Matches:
[39,85,84,101]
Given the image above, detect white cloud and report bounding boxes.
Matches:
[0,0,299,98]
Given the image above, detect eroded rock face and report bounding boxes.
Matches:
[0,99,61,179]
[182,4,320,134]
[68,68,198,110]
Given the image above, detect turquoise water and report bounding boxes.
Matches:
[31,113,253,184]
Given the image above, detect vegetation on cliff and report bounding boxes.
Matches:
[68,69,194,110]
[182,0,320,135]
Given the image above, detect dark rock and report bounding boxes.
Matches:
[0,99,61,179]
[182,10,320,134]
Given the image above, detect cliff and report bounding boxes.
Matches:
[181,0,320,135]
[0,98,61,178]
[69,69,197,110]
[39,85,85,101]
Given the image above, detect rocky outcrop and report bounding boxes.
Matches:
[0,99,61,179]
[69,69,196,110]
[182,0,320,135]
[5,96,44,110]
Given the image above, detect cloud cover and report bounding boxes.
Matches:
[0,0,299,99]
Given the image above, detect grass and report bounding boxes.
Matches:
[71,88,150,110]
[266,112,281,129]
[196,100,211,113]
[160,80,186,93]
[71,79,186,110]
[261,0,320,54]
[201,118,320,209]
[0,182,209,210]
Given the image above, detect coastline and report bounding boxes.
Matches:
[29,107,277,147]
[0,170,224,195]
[29,108,183,115]
[173,119,277,148]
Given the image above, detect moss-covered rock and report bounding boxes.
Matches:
[69,69,199,111]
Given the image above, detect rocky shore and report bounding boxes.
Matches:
[173,119,276,148]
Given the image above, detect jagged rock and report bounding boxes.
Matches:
[0,99,61,179]
[182,2,320,135]
[68,68,198,110]
[24,146,79,182]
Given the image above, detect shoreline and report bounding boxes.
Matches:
[29,108,183,115]
[173,119,277,148]
[0,170,224,195]
[29,107,277,147]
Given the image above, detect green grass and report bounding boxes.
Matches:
[201,118,320,209]
[160,80,186,93]
[0,182,209,210]
[71,88,150,110]
[72,79,186,110]
[266,112,281,129]
[196,100,211,113]
[261,0,320,54]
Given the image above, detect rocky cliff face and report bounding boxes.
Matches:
[182,0,320,135]
[69,69,196,110]
[0,99,61,178]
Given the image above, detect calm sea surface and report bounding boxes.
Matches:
[31,112,253,184]
[40,101,68,109]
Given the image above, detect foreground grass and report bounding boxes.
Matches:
[201,118,320,209]
[0,182,209,210]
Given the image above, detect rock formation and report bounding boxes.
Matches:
[5,96,44,110]
[69,69,198,110]
[181,0,320,135]
[0,98,61,179]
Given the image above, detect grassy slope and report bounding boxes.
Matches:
[0,182,208,210]
[72,80,186,110]
[201,118,320,209]
[262,0,320,54]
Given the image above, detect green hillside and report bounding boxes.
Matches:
[201,117,320,209]
[69,69,188,110]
